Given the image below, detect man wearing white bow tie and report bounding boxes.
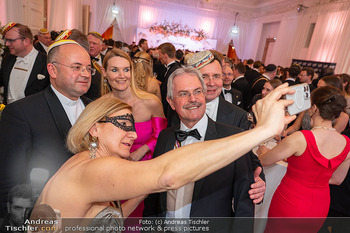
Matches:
[0,22,49,104]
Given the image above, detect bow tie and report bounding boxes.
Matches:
[224,89,232,94]
[174,129,201,143]
[17,57,29,64]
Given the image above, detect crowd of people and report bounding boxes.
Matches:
[0,22,349,233]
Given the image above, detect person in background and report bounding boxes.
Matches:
[133,51,161,100]
[284,75,349,136]
[0,184,33,233]
[339,73,350,115]
[34,28,52,54]
[248,79,282,112]
[0,22,49,104]
[221,60,243,108]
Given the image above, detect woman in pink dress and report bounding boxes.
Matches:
[100,49,167,218]
[258,86,350,233]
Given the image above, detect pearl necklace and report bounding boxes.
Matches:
[312,126,336,131]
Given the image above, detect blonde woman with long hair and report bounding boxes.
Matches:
[133,51,161,100]
[100,48,167,218]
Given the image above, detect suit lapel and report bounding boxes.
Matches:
[160,126,178,214]
[191,118,217,213]
[43,87,72,141]
[217,96,231,123]
[25,53,44,89]
[3,56,17,88]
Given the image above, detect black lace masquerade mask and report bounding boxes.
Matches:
[99,113,136,132]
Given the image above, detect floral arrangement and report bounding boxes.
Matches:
[149,21,207,41]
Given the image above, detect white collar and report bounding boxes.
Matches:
[166,60,176,68]
[51,84,80,106]
[263,74,271,80]
[16,47,37,64]
[180,114,208,141]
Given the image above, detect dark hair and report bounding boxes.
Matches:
[321,75,343,92]
[138,38,147,47]
[7,184,32,204]
[339,73,350,95]
[158,42,175,58]
[175,49,184,61]
[301,67,314,78]
[288,65,300,78]
[247,59,254,65]
[311,85,346,120]
[253,60,262,69]
[234,63,246,74]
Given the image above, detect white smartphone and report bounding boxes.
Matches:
[285,83,311,115]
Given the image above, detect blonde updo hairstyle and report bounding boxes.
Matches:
[133,51,153,91]
[66,97,132,154]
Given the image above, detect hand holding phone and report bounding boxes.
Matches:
[285,83,311,115]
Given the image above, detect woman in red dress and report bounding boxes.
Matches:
[258,85,350,233]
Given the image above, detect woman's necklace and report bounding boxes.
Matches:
[312,126,336,131]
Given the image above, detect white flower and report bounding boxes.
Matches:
[37,74,46,80]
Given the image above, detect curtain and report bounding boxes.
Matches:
[252,1,350,73]
[0,0,7,25]
[89,0,115,35]
[48,0,83,31]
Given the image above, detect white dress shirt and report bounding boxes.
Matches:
[222,87,233,103]
[8,47,39,104]
[39,41,48,53]
[51,85,85,125]
[205,96,219,121]
[166,115,208,219]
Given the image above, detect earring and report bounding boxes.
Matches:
[89,137,98,159]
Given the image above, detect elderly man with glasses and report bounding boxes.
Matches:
[0,40,93,218]
[0,22,49,104]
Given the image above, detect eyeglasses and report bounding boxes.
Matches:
[52,62,96,75]
[176,88,204,98]
[4,37,24,44]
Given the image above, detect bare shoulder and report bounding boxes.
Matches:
[283,131,306,155]
[140,93,164,117]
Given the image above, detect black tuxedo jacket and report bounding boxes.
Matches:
[220,87,244,109]
[217,96,251,130]
[245,69,261,87]
[0,86,91,217]
[0,52,49,104]
[250,76,268,99]
[232,77,251,111]
[34,42,47,54]
[84,54,105,100]
[284,79,296,87]
[160,62,182,116]
[143,118,255,231]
